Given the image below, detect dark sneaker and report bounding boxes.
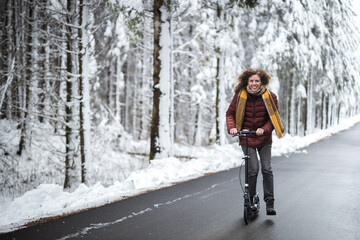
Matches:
[266,199,277,215]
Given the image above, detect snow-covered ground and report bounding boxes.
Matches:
[1,115,360,233]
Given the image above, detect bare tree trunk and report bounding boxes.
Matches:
[297,96,301,135]
[115,54,122,123]
[1,0,14,119]
[321,93,328,129]
[193,103,202,146]
[140,35,149,140]
[306,69,314,135]
[124,52,131,131]
[150,0,162,161]
[18,0,36,156]
[150,0,173,160]
[78,0,92,184]
[79,0,84,182]
[215,4,221,144]
[109,58,115,112]
[214,4,226,145]
[289,75,296,135]
[64,0,78,189]
[38,0,48,123]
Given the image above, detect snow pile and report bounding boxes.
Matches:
[0,115,360,233]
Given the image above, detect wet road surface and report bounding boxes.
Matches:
[2,123,360,240]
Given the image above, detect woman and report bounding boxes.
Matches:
[226,68,284,215]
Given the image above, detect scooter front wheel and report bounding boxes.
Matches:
[244,206,249,225]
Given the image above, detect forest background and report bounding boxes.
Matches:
[1,0,360,200]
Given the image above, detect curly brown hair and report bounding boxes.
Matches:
[234,68,272,92]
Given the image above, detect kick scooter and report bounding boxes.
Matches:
[233,129,260,225]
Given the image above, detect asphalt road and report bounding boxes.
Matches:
[2,123,360,240]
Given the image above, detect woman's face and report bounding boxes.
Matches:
[248,74,261,92]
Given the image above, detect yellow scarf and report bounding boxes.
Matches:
[235,88,285,139]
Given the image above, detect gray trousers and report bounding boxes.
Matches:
[241,144,274,202]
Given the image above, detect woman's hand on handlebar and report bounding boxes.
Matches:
[230,128,238,135]
[256,128,264,136]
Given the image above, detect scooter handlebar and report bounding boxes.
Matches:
[232,129,257,137]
